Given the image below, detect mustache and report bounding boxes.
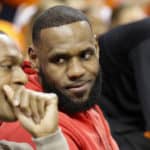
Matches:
[39,68,102,115]
[65,80,91,89]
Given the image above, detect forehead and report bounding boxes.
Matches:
[0,34,22,59]
[39,21,94,53]
[0,34,14,44]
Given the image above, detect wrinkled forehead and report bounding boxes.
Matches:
[0,33,22,57]
[0,33,19,50]
[0,33,15,45]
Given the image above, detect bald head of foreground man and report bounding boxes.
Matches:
[0,31,27,121]
[0,31,69,150]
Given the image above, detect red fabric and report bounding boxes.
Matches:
[25,74,42,92]
[0,62,118,150]
[59,105,118,150]
[0,121,36,149]
[23,61,42,92]
[22,61,37,75]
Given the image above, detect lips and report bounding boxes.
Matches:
[66,82,90,94]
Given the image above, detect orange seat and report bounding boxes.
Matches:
[2,0,39,7]
[0,20,26,53]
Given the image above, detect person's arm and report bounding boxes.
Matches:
[0,129,68,150]
[0,140,33,150]
[0,130,73,150]
[3,85,69,150]
[129,39,150,134]
[33,128,68,150]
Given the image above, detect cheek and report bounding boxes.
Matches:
[44,65,66,86]
[84,59,99,76]
[0,73,11,87]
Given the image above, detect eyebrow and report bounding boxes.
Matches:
[0,55,23,65]
[47,48,69,57]
[48,46,96,57]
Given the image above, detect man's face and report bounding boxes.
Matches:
[0,34,27,120]
[36,21,99,105]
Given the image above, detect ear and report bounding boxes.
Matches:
[94,34,100,59]
[28,45,39,72]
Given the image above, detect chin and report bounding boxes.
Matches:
[70,97,88,104]
[65,91,90,104]
[39,68,102,115]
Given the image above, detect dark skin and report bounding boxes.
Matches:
[30,21,101,114]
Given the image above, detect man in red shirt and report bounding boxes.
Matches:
[0,6,118,150]
[26,5,118,150]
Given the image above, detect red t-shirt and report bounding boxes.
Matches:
[0,61,118,150]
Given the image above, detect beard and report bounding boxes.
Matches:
[39,69,102,115]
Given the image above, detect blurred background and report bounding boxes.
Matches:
[0,0,149,58]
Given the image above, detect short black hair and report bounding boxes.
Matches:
[32,5,90,45]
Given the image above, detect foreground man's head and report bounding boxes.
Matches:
[0,31,27,121]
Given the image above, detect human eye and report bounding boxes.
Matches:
[50,55,68,65]
[80,49,95,60]
[55,57,65,64]
[0,63,13,71]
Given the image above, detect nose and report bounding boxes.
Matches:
[67,58,85,80]
[12,66,28,85]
